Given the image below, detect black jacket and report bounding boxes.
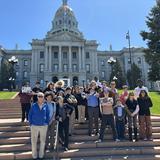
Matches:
[56,103,73,122]
[137,97,153,116]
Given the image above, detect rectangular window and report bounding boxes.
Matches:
[101,60,105,66]
[54,52,58,59]
[40,64,44,73]
[63,52,67,59]
[73,64,77,72]
[137,57,141,64]
[102,71,105,78]
[23,71,27,78]
[63,64,68,72]
[53,64,58,72]
[24,60,28,66]
[86,64,90,73]
[72,52,77,59]
[40,51,44,59]
[86,52,90,59]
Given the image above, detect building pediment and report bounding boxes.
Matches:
[46,32,85,42]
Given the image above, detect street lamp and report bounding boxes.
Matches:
[113,76,118,81]
[8,56,18,91]
[126,30,132,66]
[107,57,116,70]
[107,57,116,81]
[107,57,116,65]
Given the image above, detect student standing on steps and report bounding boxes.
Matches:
[56,96,73,151]
[138,90,153,141]
[28,92,50,160]
[18,82,32,122]
[98,92,118,142]
[87,80,100,136]
[125,92,139,142]
[45,92,57,150]
[114,98,126,140]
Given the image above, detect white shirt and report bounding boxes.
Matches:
[134,86,149,98]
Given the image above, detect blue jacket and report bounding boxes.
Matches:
[28,102,50,126]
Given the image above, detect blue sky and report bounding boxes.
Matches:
[0,0,156,51]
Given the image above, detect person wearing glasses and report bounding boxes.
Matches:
[28,92,50,160]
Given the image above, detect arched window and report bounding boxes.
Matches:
[73,76,78,86]
[52,76,58,83]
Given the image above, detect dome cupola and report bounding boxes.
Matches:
[47,0,83,38]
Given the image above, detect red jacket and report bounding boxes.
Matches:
[18,92,32,104]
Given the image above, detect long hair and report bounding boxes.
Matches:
[139,90,149,99]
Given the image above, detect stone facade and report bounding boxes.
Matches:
[0,0,151,88]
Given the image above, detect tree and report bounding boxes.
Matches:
[0,59,11,89]
[110,59,126,88]
[127,63,141,89]
[140,0,160,81]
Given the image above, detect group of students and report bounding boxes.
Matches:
[18,79,153,160]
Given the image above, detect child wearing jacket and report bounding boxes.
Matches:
[114,98,126,140]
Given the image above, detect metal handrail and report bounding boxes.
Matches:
[53,120,59,160]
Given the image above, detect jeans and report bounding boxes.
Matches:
[21,103,31,121]
[88,106,99,135]
[116,119,125,139]
[59,117,69,148]
[99,114,117,140]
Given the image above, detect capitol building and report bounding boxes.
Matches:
[0,0,150,88]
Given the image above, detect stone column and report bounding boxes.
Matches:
[69,46,72,72]
[81,46,85,70]
[78,46,82,72]
[34,50,38,72]
[31,50,35,72]
[94,51,98,73]
[45,46,49,71]
[59,46,62,72]
[49,46,52,72]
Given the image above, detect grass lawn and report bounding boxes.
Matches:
[150,92,160,115]
[0,91,18,100]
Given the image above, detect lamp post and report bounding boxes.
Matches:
[8,56,18,91]
[126,30,132,66]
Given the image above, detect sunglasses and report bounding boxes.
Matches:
[38,96,44,98]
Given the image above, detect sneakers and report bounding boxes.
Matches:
[64,147,69,151]
[115,139,120,142]
[98,139,102,142]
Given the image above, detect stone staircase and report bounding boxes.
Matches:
[0,96,160,160]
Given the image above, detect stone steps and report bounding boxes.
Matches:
[1,141,160,153]
[1,147,160,160]
[1,97,160,159]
